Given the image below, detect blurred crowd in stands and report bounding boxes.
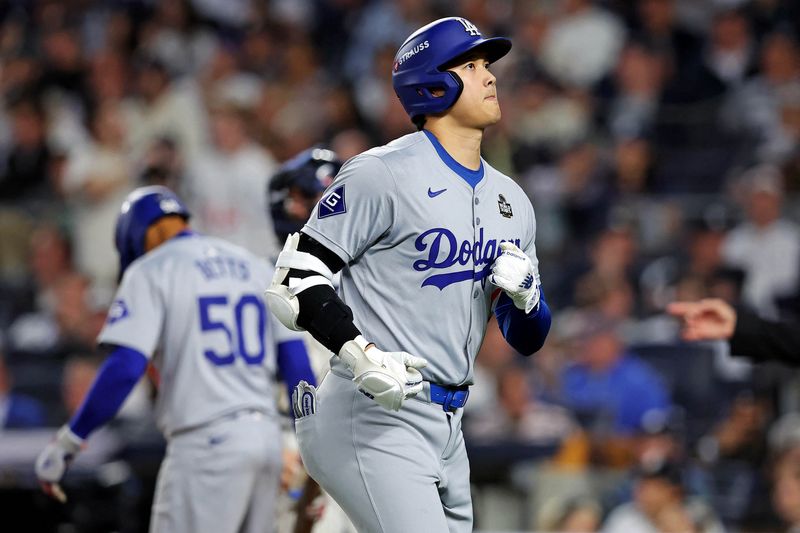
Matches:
[2,0,800,531]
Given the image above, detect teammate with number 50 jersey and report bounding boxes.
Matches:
[35,186,316,533]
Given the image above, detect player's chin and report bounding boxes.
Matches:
[484,100,501,119]
[478,110,501,129]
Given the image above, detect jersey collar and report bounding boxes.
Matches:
[422,129,484,189]
[174,229,197,239]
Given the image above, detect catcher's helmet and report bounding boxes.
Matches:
[269,148,342,242]
[115,185,190,278]
[392,17,511,122]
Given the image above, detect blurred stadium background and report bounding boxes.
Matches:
[2,0,800,532]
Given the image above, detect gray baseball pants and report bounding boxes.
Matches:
[295,372,472,533]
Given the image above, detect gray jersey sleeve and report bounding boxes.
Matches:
[97,263,164,357]
[302,154,396,263]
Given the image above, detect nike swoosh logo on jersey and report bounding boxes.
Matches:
[428,187,447,198]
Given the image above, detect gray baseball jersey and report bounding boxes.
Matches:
[98,234,299,437]
[295,131,542,533]
[302,130,539,386]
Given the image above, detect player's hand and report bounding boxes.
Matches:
[280,448,303,492]
[490,242,541,313]
[339,336,428,411]
[667,298,737,341]
[35,425,84,503]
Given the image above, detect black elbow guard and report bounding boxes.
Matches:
[295,284,361,354]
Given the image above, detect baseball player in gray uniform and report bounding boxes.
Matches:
[35,186,317,533]
[265,17,552,533]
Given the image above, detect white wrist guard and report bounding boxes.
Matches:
[35,425,83,484]
[337,335,372,372]
[265,232,335,331]
[338,335,427,411]
[56,425,84,453]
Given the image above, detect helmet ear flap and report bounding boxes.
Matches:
[396,70,464,119]
[415,71,463,101]
[445,70,464,104]
[117,249,134,282]
[426,71,463,114]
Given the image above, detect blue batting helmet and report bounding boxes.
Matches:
[392,17,511,122]
[268,148,342,242]
[115,185,190,278]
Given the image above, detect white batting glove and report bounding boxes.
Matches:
[339,335,428,411]
[35,425,84,503]
[490,242,541,314]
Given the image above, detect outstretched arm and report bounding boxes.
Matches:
[35,345,148,502]
[668,298,800,365]
[667,299,737,341]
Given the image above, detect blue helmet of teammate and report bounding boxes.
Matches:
[392,17,511,123]
[269,147,342,242]
[115,185,190,278]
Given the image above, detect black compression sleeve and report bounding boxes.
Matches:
[288,232,360,353]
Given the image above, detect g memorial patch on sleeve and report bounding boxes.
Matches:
[317,185,346,219]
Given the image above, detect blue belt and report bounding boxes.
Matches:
[429,383,470,412]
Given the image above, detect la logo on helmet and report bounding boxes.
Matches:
[160,198,182,213]
[457,18,480,37]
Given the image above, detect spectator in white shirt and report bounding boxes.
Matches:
[61,99,134,296]
[184,101,279,258]
[721,165,800,317]
[539,0,626,88]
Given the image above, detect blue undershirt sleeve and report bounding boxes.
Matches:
[68,345,149,439]
[277,339,317,400]
[494,288,552,356]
